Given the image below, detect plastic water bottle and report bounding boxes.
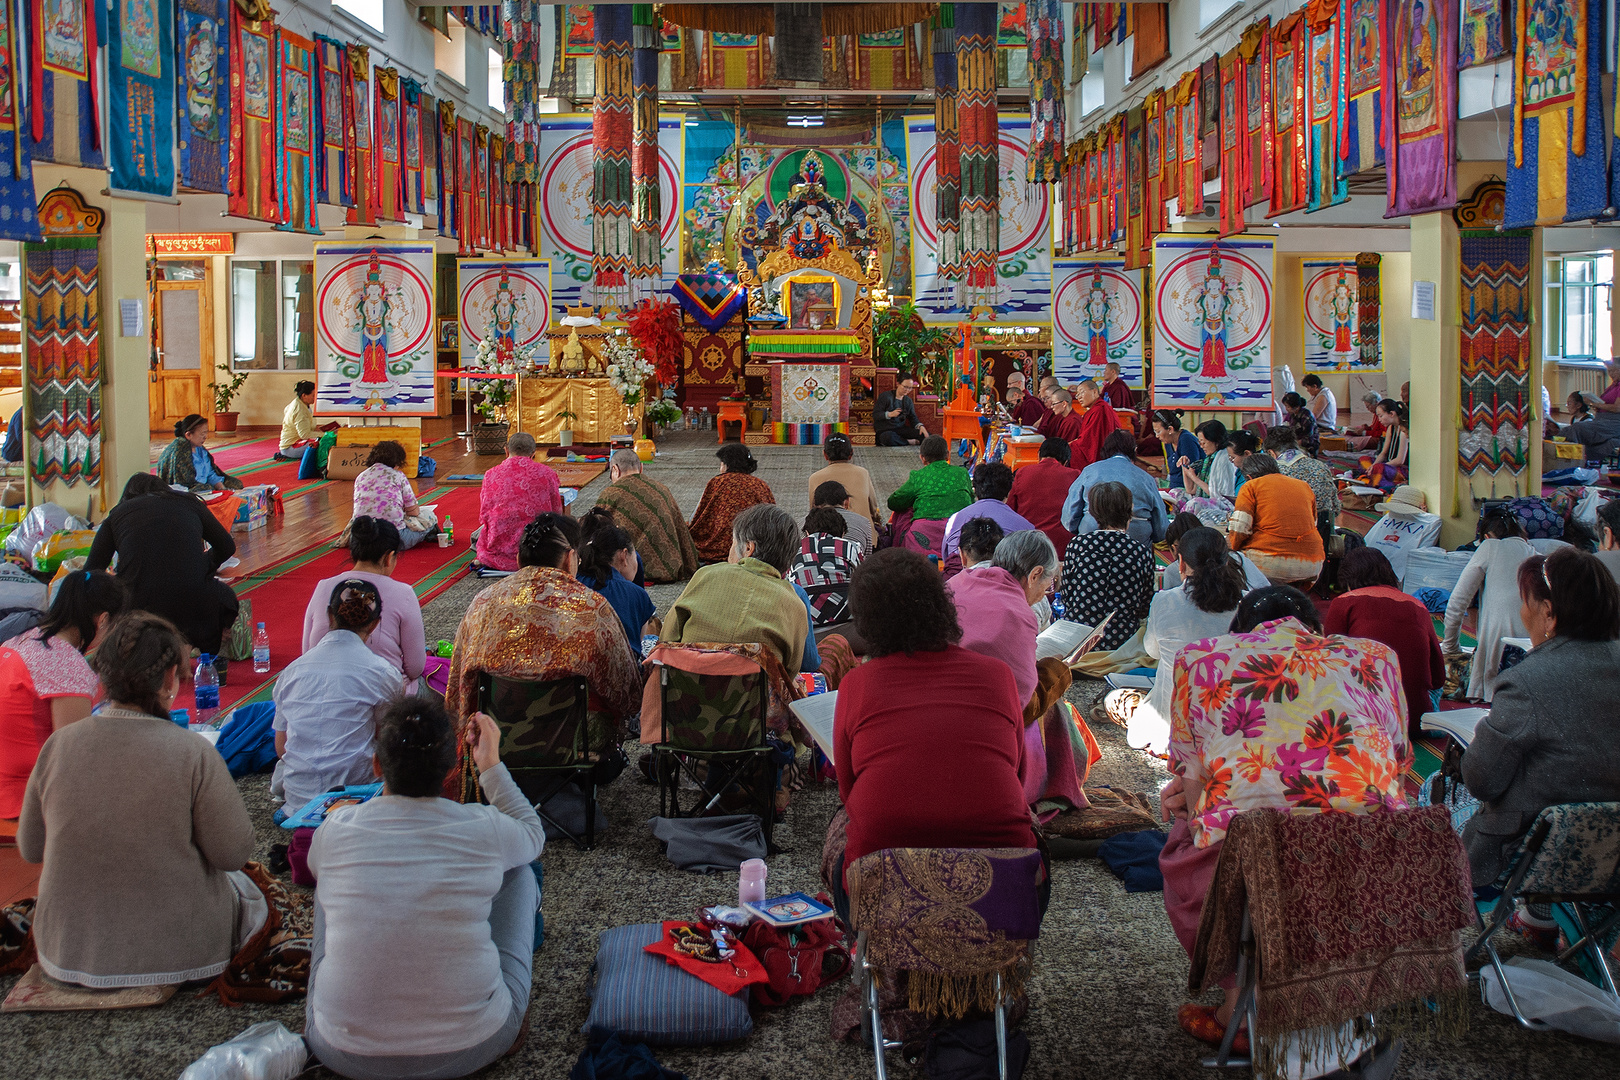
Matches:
[444,516,454,543]
[252,623,270,674]
[179,1021,308,1080]
[194,654,220,726]
[700,407,711,430]
[1050,592,1067,621]
[738,858,768,905]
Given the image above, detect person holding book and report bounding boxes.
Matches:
[17,612,263,989]
[275,579,404,823]
[1459,549,1620,892]
[303,699,544,1079]
[827,550,1038,924]
[1060,482,1154,653]
[1157,588,1411,1051]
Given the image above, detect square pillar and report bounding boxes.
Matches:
[1407,212,1466,545]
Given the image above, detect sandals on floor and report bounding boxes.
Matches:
[1177,1002,1249,1055]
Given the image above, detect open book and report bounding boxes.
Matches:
[1106,672,1155,691]
[1036,614,1114,665]
[789,691,838,766]
[1420,707,1489,749]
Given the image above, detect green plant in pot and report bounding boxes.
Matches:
[874,303,958,396]
[470,379,514,455]
[555,409,579,447]
[646,398,681,433]
[212,363,250,433]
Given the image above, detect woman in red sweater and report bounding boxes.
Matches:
[1323,547,1445,738]
[829,549,1037,920]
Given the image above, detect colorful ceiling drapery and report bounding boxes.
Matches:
[176,0,230,194]
[228,6,276,223]
[108,0,175,199]
[1238,18,1272,208]
[26,189,103,488]
[1504,0,1606,228]
[956,3,999,306]
[0,0,41,240]
[1383,0,1458,218]
[631,5,661,299]
[932,7,961,281]
[274,29,319,235]
[1025,0,1064,183]
[1305,0,1348,212]
[345,45,376,225]
[1337,0,1383,180]
[1268,12,1308,217]
[591,4,633,307]
[314,36,353,208]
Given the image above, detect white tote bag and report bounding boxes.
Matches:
[1480,956,1620,1043]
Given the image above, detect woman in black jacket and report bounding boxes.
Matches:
[86,474,241,663]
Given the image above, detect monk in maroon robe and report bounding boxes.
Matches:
[1067,380,1120,470]
[1037,389,1085,443]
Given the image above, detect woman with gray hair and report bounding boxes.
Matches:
[944,530,1059,708]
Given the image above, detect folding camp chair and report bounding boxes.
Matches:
[478,673,605,850]
[651,649,777,850]
[1466,801,1620,1028]
[848,847,1043,1080]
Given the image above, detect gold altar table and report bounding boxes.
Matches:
[516,376,645,444]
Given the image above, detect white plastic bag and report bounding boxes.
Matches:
[1479,956,1620,1043]
[177,1022,308,1080]
[1,503,84,559]
[1572,486,1609,526]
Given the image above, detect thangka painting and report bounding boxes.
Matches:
[906,114,1051,319]
[1459,0,1512,69]
[535,114,683,308]
[1302,258,1380,372]
[774,363,848,426]
[1151,236,1275,411]
[457,259,551,368]
[313,241,436,415]
[1051,258,1145,389]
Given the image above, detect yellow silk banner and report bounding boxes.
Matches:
[516,377,645,444]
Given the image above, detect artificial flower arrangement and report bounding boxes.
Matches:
[602,335,656,408]
[466,317,541,423]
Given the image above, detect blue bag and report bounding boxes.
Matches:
[417,455,437,478]
[214,701,278,778]
[296,445,321,481]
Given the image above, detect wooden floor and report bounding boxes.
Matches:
[148,417,501,579]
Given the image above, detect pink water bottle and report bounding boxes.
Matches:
[738,858,767,905]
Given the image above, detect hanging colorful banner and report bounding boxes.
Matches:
[1504,0,1606,227]
[175,0,229,193]
[1125,106,1148,269]
[1151,236,1275,412]
[346,45,375,225]
[504,4,541,186]
[1174,69,1201,215]
[1083,132,1103,249]
[1161,87,1179,219]
[1384,0,1459,218]
[1052,257,1145,389]
[905,114,1050,318]
[273,29,318,235]
[1268,12,1308,217]
[313,240,436,416]
[402,78,425,214]
[374,67,402,222]
[108,0,175,198]
[1025,0,1064,183]
[314,37,351,207]
[1302,258,1378,372]
[932,11,961,279]
[456,118,476,254]
[1218,48,1246,236]
[228,7,277,223]
[956,2,1000,305]
[25,0,101,168]
[456,258,550,367]
[1239,19,1273,208]
[1338,0,1383,178]
[591,4,632,303]
[436,100,456,238]
[1144,90,1168,236]
[1459,0,1512,69]
[25,189,104,488]
[1458,230,1532,475]
[490,132,510,253]
[1357,252,1382,367]
[474,125,492,251]
[1107,115,1126,247]
[0,2,41,240]
[1305,0,1348,212]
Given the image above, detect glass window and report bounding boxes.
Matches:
[1547,254,1615,361]
[488,48,505,113]
[1199,0,1244,31]
[436,14,468,86]
[280,261,314,370]
[154,259,206,282]
[332,0,384,34]
[232,258,312,371]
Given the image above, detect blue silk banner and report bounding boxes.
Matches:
[108,0,176,197]
[175,0,228,193]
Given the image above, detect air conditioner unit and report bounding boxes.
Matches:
[1171,199,1221,224]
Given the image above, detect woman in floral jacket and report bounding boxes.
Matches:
[1156,586,1412,1051]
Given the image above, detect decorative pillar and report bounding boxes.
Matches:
[1024,0,1063,183]
[955,2,999,311]
[591,5,633,310]
[630,5,661,303]
[1408,212,1465,545]
[932,6,960,283]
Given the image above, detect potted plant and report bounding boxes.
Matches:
[646,398,681,435]
[555,409,579,447]
[213,363,250,433]
[874,303,959,395]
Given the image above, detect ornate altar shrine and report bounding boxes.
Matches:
[734,151,883,445]
[504,308,644,444]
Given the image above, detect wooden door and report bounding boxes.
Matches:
[149,279,212,431]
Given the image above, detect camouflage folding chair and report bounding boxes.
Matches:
[650,645,776,850]
[478,673,604,850]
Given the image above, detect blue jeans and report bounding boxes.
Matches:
[304,865,538,1080]
[397,525,432,550]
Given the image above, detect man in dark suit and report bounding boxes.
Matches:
[874,374,927,446]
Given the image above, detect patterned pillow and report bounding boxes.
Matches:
[583,923,753,1045]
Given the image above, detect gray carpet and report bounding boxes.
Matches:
[1,435,1608,1078]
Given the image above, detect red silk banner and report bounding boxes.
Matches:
[1268,12,1309,217]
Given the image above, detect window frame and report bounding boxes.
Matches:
[1545,253,1615,363]
[228,256,316,373]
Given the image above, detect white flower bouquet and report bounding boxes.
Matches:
[602,337,656,407]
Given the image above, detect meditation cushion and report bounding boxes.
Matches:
[583,923,753,1045]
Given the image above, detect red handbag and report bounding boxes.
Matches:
[740,897,851,1008]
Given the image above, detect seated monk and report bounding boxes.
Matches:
[1066,379,1120,470]
[446,513,642,768]
[18,613,264,990]
[593,449,699,584]
[689,444,775,564]
[662,503,809,675]
[825,549,1042,923]
[474,432,563,572]
[1158,587,1411,1052]
[1036,388,1085,444]
[1098,362,1136,411]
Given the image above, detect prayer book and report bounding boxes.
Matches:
[745,892,836,927]
[1420,707,1489,749]
[1036,614,1113,665]
[789,692,838,766]
[280,783,385,829]
[1106,673,1155,690]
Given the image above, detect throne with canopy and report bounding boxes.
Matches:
[736,150,884,445]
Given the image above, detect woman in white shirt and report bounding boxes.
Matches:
[305,699,543,1080]
[1109,528,1249,755]
[1301,374,1338,430]
[1443,508,1538,702]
